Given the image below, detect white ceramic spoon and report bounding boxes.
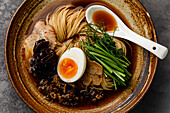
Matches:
[86,5,168,59]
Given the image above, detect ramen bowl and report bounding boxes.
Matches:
[5,0,158,112]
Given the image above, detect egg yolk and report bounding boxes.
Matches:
[58,58,78,79]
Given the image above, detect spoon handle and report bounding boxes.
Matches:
[116,30,168,59]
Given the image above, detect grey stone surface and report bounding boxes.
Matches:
[0,0,169,113]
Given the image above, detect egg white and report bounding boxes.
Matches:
[57,47,87,83]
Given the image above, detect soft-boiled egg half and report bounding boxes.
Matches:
[57,47,87,83]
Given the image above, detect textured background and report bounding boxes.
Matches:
[0,0,169,113]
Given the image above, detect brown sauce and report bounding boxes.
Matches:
[25,0,138,109]
[26,0,131,36]
[92,10,117,31]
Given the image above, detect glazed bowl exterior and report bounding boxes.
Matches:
[5,0,158,112]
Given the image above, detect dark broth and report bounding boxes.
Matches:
[26,0,131,36]
[92,10,117,31]
[26,0,138,108]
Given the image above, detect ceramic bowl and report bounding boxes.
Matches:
[5,0,158,112]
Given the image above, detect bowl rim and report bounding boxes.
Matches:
[5,0,158,112]
[122,0,158,112]
[5,0,39,112]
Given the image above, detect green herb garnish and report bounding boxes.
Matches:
[79,22,131,89]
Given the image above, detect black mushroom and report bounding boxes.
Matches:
[80,87,104,103]
[29,39,104,106]
[29,39,58,79]
[37,75,104,106]
[38,75,80,106]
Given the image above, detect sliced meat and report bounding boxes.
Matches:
[81,59,103,87]
[22,20,57,68]
[33,20,57,49]
[90,74,103,86]
[22,34,41,61]
[86,59,103,76]
[81,72,92,87]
